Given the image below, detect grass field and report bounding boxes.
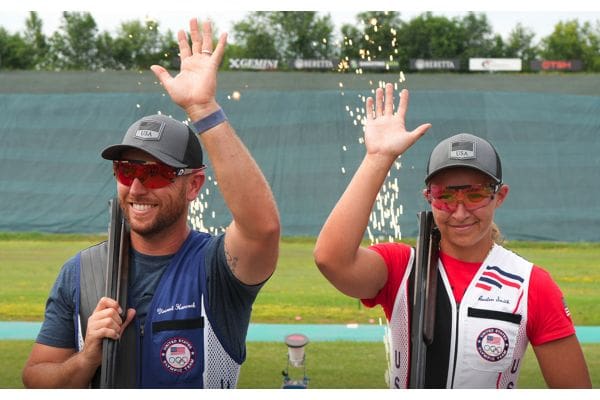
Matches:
[1,233,599,388]
[3,340,599,388]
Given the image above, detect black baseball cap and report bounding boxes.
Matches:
[425,133,502,184]
[101,114,203,168]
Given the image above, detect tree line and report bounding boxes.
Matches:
[1,11,599,72]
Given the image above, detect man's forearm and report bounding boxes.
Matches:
[23,351,98,388]
[198,120,279,238]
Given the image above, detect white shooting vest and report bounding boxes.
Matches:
[385,244,532,388]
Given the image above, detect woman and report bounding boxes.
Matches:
[313,84,591,388]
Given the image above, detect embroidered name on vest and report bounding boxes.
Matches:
[157,301,197,315]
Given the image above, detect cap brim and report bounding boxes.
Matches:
[425,163,502,184]
[101,144,187,168]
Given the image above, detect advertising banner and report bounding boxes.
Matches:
[349,59,400,70]
[410,58,461,71]
[229,59,279,70]
[530,60,583,71]
[292,59,336,70]
[469,58,522,71]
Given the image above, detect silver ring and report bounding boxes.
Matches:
[201,50,212,55]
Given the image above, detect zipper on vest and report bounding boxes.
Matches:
[138,322,144,386]
[449,303,460,388]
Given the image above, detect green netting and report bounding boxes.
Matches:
[1,72,599,241]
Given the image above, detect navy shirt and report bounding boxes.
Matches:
[36,233,264,362]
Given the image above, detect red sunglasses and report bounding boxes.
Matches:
[427,183,500,212]
[113,160,204,189]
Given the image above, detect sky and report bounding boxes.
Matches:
[1,0,600,43]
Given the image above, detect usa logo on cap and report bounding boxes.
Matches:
[135,120,164,141]
[450,140,476,160]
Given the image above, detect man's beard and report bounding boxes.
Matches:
[122,188,188,238]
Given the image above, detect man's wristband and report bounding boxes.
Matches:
[192,108,228,134]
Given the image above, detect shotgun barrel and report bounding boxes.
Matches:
[100,198,129,388]
[408,211,440,388]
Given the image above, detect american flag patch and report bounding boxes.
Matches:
[475,265,524,291]
[486,335,501,345]
[450,140,476,159]
[170,346,186,355]
[135,120,164,140]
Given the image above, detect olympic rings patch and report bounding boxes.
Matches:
[476,327,509,362]
[160,337,196,374]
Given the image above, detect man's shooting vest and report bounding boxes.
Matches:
[385,244,532,388]
[75,231,242,388]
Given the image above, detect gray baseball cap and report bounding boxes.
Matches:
[425,133,502,184]
[101,114,203,168]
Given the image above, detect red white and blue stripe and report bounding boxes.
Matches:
[476,265,524,291]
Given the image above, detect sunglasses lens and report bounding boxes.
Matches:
[464,186,493,204]
[114,161,177,189]
[142,163,176,188]
[429,184,494,212]
[114,163,136,186]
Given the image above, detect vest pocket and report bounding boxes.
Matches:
[152,317,204,333]
[467,308,522,324]
[463,307,522,373]
[144,317,205,387]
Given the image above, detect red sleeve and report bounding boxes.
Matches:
[527,265,576,346]
[361,243,412,321]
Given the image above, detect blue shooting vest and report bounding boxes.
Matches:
[139,231,242,388]
[77,231,242,388]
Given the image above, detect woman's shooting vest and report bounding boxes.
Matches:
[385,244,532,388]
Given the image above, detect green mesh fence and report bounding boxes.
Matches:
[1,71,599,241]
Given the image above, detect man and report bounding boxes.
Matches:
[314,83,591,388]
[22,18,280,388]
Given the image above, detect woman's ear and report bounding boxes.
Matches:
[494,184,510,208]
[422,188,431,203]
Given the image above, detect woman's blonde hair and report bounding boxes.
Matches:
[491,222,505,245]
